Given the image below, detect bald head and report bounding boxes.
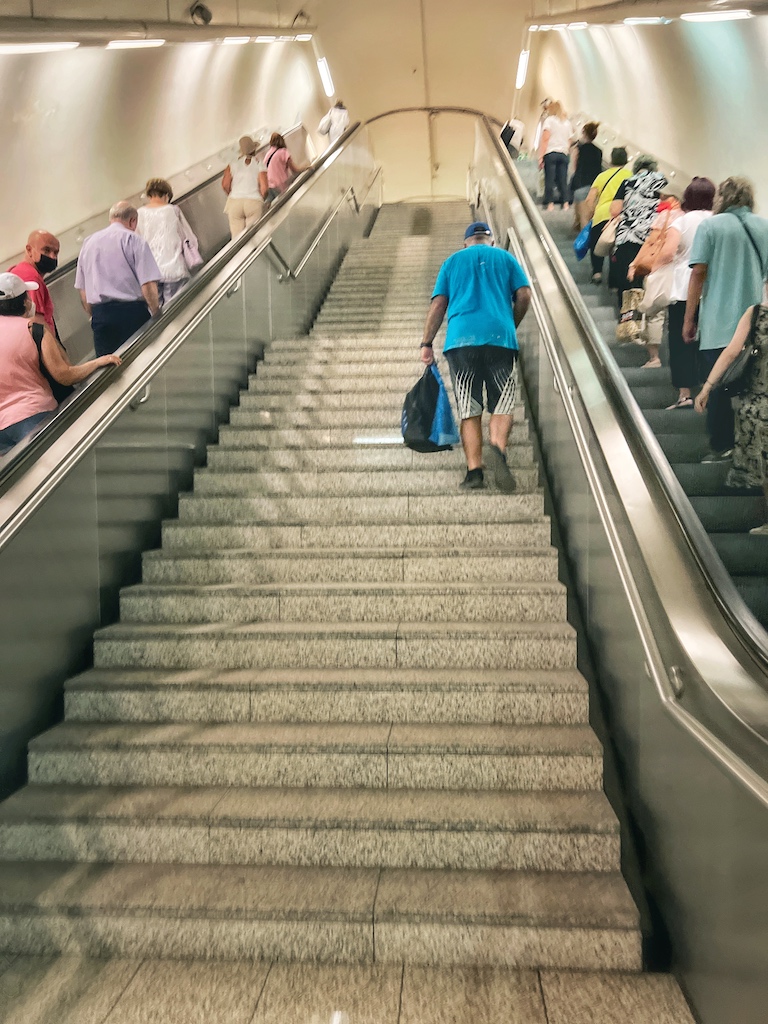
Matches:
[109,201,138,228]
[25,229,60,271]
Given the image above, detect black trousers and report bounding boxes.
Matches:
[667,302,699,390]
[589,221,607,276]
[91,300,150,357]
[699,348,735,453]
[610,241,642,312]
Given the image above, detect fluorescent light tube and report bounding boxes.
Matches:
[528,25,539,32]
[681,9,752,21]
[317,56,335,97]
[255,35,277,42]
[107,39,166,49]
[624,16,671,24]
[568,23,588,29]
[222,36,250,45]
[515,49,530,90]
[295,33,313,41]
[0,41,79,54]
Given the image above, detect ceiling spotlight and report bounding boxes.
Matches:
[189,2,213,26]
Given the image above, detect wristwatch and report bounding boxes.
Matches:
[420,342,433,349]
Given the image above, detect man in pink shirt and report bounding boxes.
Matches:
[8,229,61,337]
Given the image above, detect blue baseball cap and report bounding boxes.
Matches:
[464,221,492,240]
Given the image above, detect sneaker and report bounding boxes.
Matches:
[486,443,517,494]
[665,396,693,410]
[701,449,734,464]
[460,468,485,491]
[591,273,602,284]
[749,523,768,537]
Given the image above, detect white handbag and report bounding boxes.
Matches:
[639,261,675,316]
[594,216,618,258]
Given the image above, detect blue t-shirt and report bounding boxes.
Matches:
[432,245,529,352]
[689,207,768,351]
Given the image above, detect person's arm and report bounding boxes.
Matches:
[259,170,268,199]
[78,290,92,317]
[694,307,754,412]
[684,264,707,343]
[38,324,121,385]
[286,155,309,175]
[538,129,550,167]
[584,186,599,220]
[420,295,448,365]
[609,198,623,220]
[142,281,160,317]
[222,165,233,195]
[513,287,532,326]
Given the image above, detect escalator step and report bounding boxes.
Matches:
[672,463,762,497]
[733,576,768,627]
[711,533,768,575]
[690,495,766,532]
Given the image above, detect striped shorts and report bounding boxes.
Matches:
[445,345,518,420]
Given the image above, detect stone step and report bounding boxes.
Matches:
[28,721,601,791]
[266,337,434,353]
[205,444,535,471]
[160,517,553,551]
[245,374,457,394]
[118,581,567,625]
[215,426,529,449]
[0,785,620,872]
[230,408,521,432]
[0,861,641,968]
[64,666,589,725]
[191,467,539,497]
[254,360,438,377]
[93,620,577,672]
[142,545,559,585]
[176,492,544,524]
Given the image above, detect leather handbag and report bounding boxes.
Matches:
[633,209,672,277]
[716,304,763,397]
[594,216,618,258]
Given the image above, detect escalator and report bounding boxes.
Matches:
[544,212,768,628]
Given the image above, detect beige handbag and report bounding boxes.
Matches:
[594,216,618,258]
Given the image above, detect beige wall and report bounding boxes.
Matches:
[521,17,768,201]
[0,40,326,257]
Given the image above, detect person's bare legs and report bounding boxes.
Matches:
[460,416,483,470]
[489,413,514,452]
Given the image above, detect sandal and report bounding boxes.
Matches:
[665,396,693,410]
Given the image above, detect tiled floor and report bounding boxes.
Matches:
[0,956,697,1023]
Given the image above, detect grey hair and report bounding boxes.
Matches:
[109,201,138,222]
[714,176,755,215]
[633,154,658,174]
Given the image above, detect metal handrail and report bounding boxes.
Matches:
[476,113,768,667]
[0,122,363,494]
[269,167,383,281]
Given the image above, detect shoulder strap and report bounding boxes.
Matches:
[730,211,765,277]
[30,321,46,372]
[597,167,622,202]
[266,150,278,168]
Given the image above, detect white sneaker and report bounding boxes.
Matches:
[749,523,768,537]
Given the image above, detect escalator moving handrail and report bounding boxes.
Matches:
[0,122,363,496]
[477,114,768,669]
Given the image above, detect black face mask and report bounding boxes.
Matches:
[35,254,58,276]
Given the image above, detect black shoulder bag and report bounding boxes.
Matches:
[716,303,763,398]
[30,322,75,404]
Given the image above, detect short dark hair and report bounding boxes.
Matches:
[145,177,173,200]
[611,147,627,166]
[682,176,716,213]
[0,294,27,317]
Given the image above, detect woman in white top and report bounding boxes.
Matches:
[222,136,267,239]
[537,101,574,212]
[664,178,716,407]
[137,178,201,305]
[318,100,350,146]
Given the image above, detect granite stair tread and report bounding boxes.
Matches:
[0,860,640,932]
[0,784,619,834]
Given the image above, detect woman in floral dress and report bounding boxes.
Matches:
[695,302,768,535]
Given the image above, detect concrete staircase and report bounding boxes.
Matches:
[0,201,641,971]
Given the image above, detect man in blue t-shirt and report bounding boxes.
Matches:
[420,222,531,491]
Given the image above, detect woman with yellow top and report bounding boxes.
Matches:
[585,147,631,284]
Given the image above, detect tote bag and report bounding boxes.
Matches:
[594,217,618,258]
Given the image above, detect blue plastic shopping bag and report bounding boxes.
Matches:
[401,364,459,452]
[573,220,592,261]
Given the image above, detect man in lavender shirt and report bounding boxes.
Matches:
[75,201,161,356]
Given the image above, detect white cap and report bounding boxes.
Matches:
[0,273,39,300]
